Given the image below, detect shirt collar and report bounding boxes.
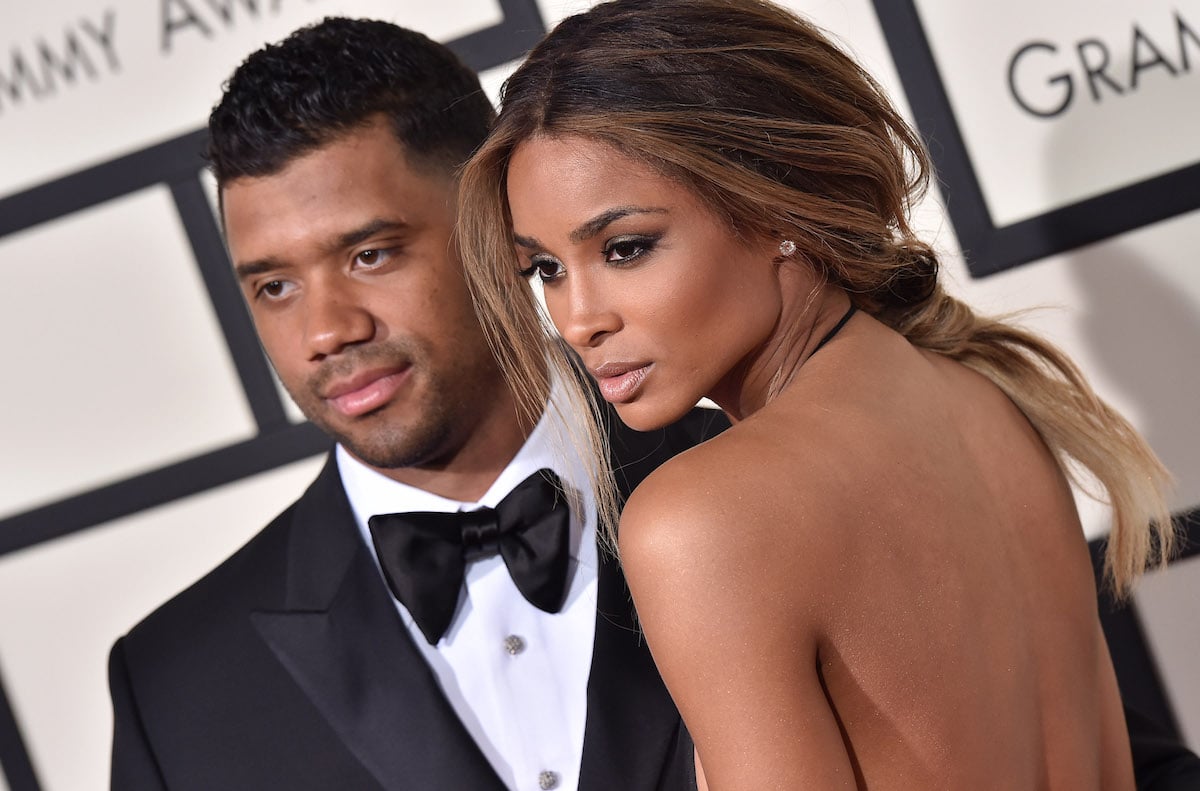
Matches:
[337,380,595,547]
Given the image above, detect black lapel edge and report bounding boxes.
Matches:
[251,458,505,791]
[579,406,728,789]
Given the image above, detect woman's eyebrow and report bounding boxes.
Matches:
[568,206,667,243]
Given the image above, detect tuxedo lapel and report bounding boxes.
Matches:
[246,403,728,790]
[579,407,728,790]
[250,455,505,791]
[579,551,693,790]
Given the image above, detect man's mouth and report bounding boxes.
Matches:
[322,365,412,417]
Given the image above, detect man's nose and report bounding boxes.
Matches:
[304,280,375,359]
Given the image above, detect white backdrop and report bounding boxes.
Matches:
[0,0,1197,788]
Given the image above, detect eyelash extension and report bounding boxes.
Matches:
[517,254,564,281]
[514,232,662,280]
[602,233,661,264]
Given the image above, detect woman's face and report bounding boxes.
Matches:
[506,134,783,429]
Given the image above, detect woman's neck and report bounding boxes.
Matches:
[708,274,853,423]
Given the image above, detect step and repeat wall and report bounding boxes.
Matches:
[1,0,1197,787]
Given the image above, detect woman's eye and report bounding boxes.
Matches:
[520,256,566,283]
[603,237,651,264]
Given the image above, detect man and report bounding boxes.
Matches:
[107,17,717,790]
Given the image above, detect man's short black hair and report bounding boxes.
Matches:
[207,17,494,185]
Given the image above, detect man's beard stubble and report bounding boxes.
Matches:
[281,337,459,471]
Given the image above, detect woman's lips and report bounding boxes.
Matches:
[590,362,651,404]
[324,366,411,417]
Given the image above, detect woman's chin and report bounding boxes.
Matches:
[612,399,687,433]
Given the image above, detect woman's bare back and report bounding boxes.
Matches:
[620,314,1133,789]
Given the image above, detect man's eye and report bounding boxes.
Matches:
[259,280,293,299]
[355,248,391,268]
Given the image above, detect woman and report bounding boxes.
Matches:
[456,0,1176,786]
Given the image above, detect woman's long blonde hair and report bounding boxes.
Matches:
[457,0,1174,595]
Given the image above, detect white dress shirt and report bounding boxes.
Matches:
[337,397,598,791]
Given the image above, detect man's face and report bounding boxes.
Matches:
[222,119,507,477]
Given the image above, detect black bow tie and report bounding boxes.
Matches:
[368,469,572,645]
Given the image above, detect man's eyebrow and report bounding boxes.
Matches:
[335,218,409,250]
[234,259,279,281]
[233,218,411,281]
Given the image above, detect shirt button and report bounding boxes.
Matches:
[538,770,559,789]
[503,634,526,655]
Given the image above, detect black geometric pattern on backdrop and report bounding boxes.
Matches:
[0,2,545,788]
[872,0,1200,277]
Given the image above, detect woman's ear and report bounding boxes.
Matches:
[772,238,798,264]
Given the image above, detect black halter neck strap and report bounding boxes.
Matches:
[811,303,857,355]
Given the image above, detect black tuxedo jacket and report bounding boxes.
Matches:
[109,407,728,790]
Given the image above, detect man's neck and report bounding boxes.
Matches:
[363,397,543,503]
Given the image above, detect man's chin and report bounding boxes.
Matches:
[306,415,390,466]
[336,439,416,471]
[327,422,451,473]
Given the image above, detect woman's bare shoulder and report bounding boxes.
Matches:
[617,421,851,616]
[618,422,862,787]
